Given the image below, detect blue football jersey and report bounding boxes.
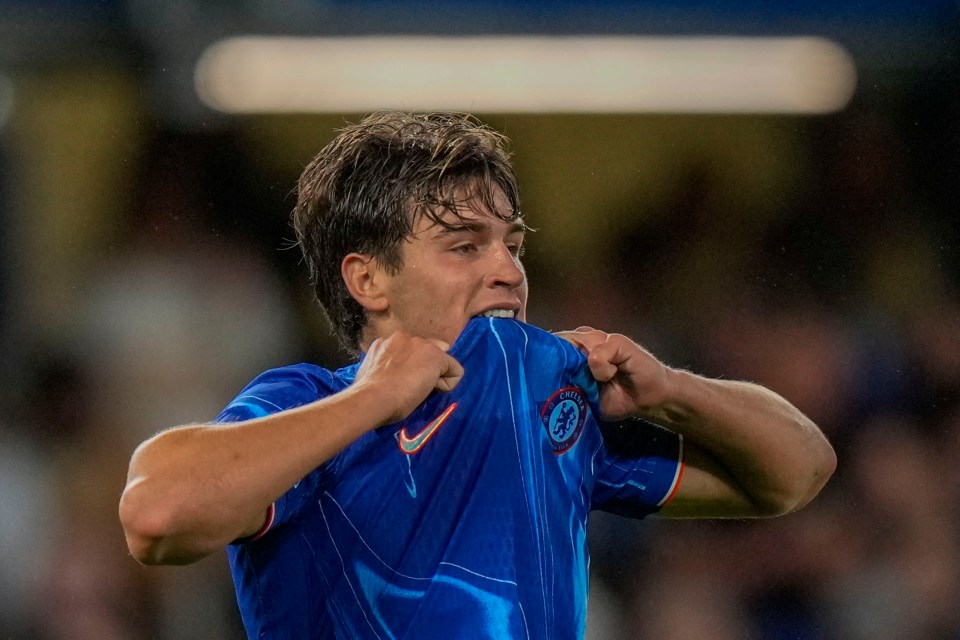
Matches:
[217,318,683,640]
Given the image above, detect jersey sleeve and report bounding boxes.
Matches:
[215,366,338,540]
[215,367,321,423]
[591,419,684,519]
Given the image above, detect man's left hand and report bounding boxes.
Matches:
[555,326,673,421]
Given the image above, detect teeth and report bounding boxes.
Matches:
[481,309,515,318]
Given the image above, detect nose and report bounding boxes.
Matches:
[485,242,526,290]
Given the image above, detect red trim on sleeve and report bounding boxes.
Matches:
[249,503,276,541]
[660,460,686,507]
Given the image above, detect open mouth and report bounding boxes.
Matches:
[479,309,516,319]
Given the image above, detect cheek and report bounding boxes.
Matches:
[415,273,469,317]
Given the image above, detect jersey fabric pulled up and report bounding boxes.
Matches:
[217,317,683,640]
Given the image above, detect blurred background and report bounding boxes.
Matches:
[0,1,959,638]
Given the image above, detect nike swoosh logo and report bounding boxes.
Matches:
[398,403,458,455]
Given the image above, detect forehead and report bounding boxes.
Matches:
[412,182,523,234]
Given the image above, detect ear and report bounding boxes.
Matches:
[341,253,390,313]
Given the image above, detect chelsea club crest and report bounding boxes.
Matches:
[540,386,588,454]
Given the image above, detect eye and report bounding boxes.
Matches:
[453,243,477,255]
[508,243,526,258]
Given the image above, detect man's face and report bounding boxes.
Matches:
[367,186,528,348]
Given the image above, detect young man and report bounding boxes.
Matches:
[119,112,836,639]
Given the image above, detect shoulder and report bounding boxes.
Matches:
[216,362,354,422]
[241,362,348,394]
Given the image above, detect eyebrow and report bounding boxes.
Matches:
[434,219,528,238]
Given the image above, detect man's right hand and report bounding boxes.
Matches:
[354,332,465,425]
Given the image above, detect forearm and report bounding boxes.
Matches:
[644,369,836,515]
[119,380,391,565]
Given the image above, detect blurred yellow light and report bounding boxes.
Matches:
[195,36,857,115]
[0,72,13,128]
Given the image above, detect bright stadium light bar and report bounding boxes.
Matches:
[195,36,857,115]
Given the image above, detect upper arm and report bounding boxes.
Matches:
[657,440,779,519]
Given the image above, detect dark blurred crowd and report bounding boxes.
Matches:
[1,90,958,639]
